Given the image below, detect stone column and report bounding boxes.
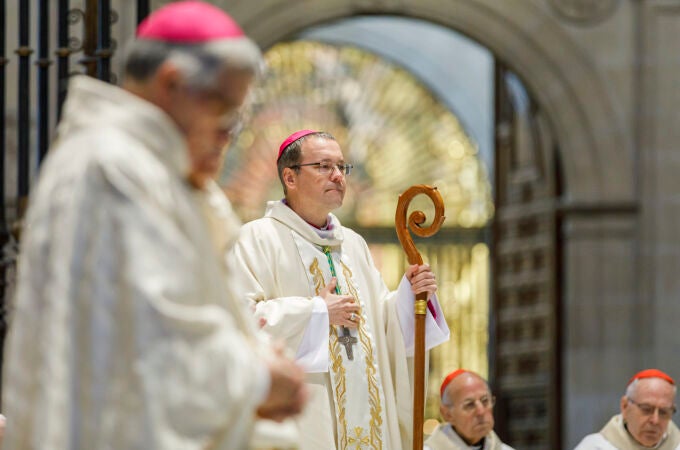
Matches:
[562,212,639,449]
[639,1,680,375]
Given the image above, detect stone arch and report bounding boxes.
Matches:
[222,0,633,204]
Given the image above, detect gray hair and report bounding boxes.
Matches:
[277,131,337,194]
[123,37,263,91]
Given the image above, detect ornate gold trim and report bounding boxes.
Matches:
[310,258,348,448]
[341,261,383,449]
[310,258,325,295]
[309,253,385,449]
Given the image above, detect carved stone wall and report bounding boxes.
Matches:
[639,0,680,390]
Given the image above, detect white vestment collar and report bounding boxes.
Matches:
[265,200,344,247]
[425,424,505,450]
[600,414,680,450]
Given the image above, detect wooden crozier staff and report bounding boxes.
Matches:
[395,185,445,450]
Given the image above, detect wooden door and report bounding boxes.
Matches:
[492,63,562,450]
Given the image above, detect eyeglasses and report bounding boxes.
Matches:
[290,161,353,176]
[456,395,496,414]
[628,398,676,420]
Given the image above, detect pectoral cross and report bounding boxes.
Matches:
[338,327,358,361]
[321,245,358,361]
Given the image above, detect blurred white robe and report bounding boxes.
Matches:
[2,76,271,450]
[230,200,450,449]
[424,424,515,450]
[574,415,680,450]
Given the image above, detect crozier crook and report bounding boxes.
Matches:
[395,184,445,450]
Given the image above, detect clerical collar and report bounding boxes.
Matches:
[449,424,485,449]
[310,220,332,231]
[281,198,333,230]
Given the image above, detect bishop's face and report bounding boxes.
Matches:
[287,137,347,218]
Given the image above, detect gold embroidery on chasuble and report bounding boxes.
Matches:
[348,426,370,449]
[341,261,383,448]
[310,259,326,296]
[308,255,384,450]
[310,257,349,448]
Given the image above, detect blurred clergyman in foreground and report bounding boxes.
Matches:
[1,2,307,449]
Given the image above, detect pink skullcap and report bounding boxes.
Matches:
[137,1,244,43]
[628,369,675,386]
[278,129,318,161]
[440,369,468,397]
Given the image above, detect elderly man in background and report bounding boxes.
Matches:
[1,2,306,449]
[575,369,679,450]
[425,369,515,450]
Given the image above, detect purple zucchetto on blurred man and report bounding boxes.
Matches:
[1,2,309,449]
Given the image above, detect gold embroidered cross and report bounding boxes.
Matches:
[348,426,370,448]
[338,327,358,361]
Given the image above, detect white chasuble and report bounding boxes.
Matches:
[2,76,271,450]
[230,200,451,450]
[293,233,389,449]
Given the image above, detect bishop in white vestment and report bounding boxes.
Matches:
[1,3,307,448]
[230,130,450,449]
[2,74,270,450]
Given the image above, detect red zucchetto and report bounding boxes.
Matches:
[440,369,468,397]
[627,369,675,386]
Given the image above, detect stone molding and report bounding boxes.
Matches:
[213,0,632,204]
[547,0,621,25]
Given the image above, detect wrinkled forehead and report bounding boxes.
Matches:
[450,374,491,402]
[635,378,677,404]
